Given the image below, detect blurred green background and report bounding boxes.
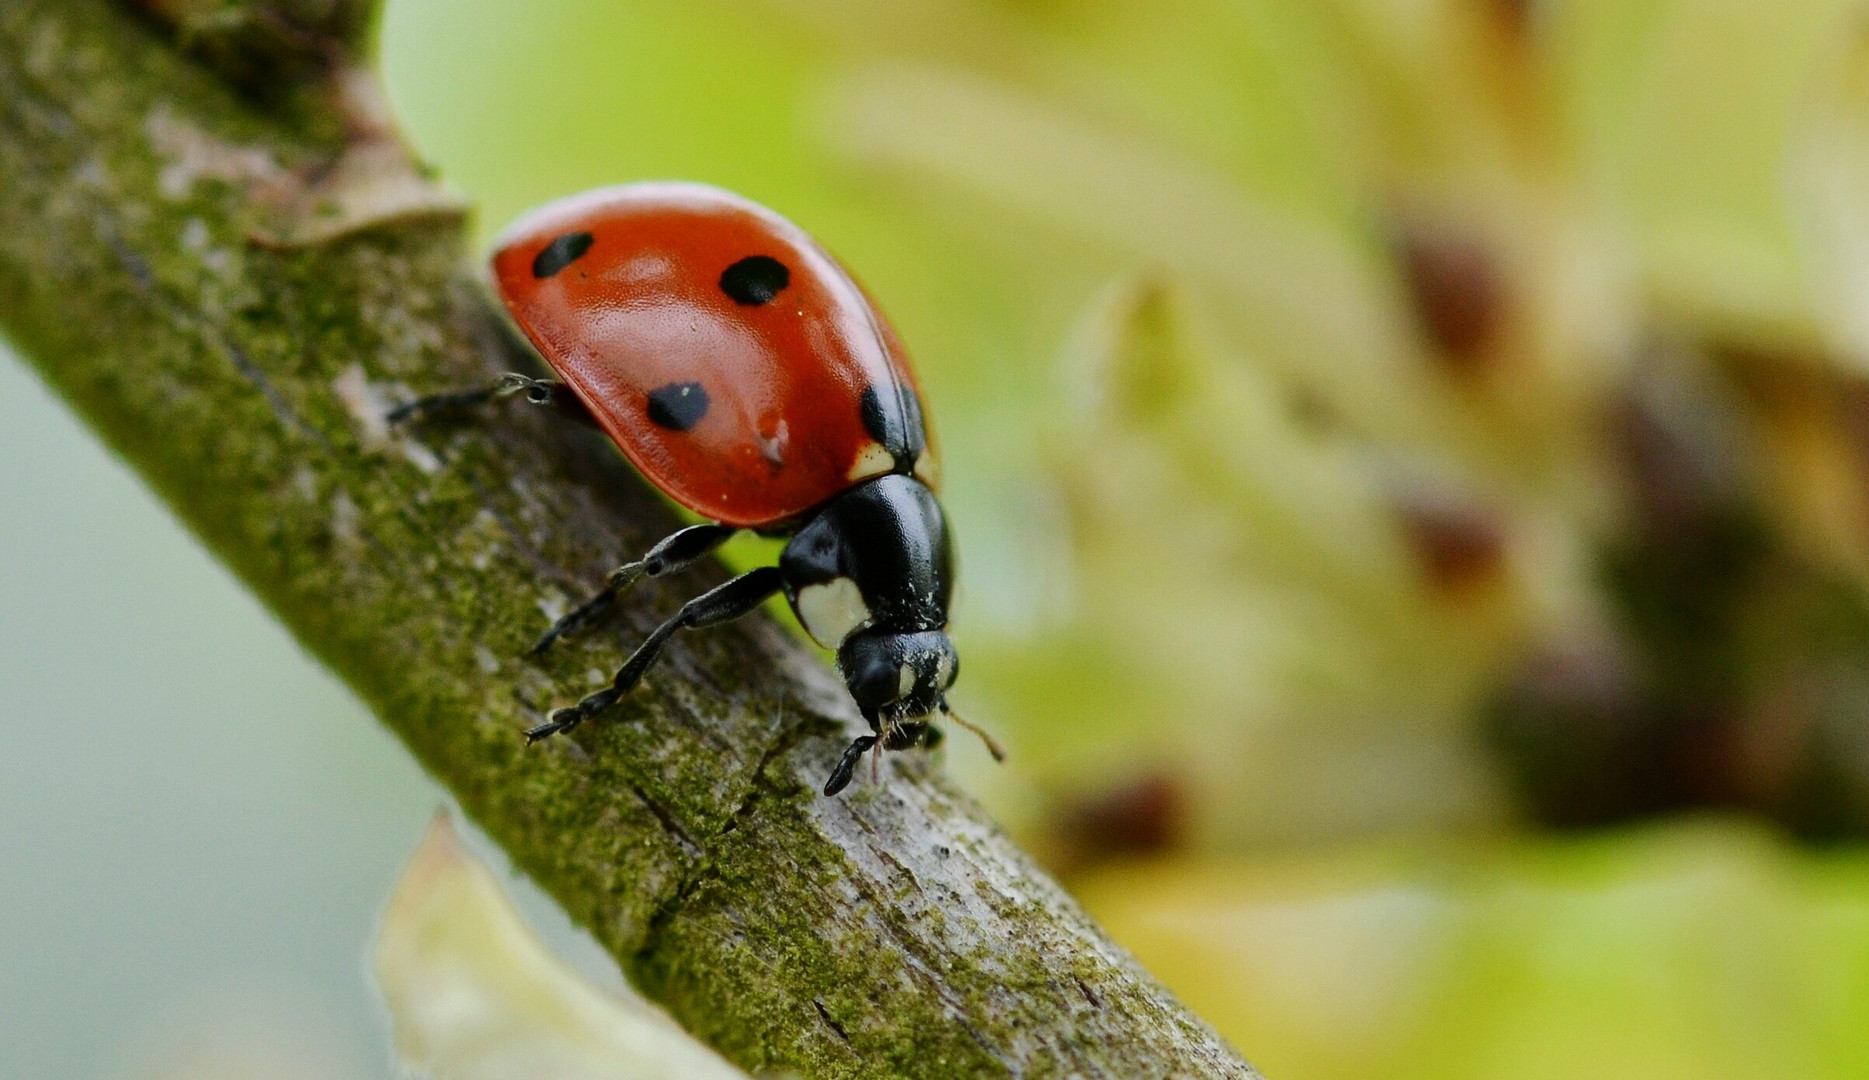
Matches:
[9,0,1869,1076]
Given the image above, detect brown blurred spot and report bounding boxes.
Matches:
[1723,349,1869,571]
[1488,0,1534,41]
[1051,772,1184,871]
[1485,638,1734,827]
[1828,377,1869,506]
[1395,495,1507,594]
[1396,225,1507,375]
[1817,376,1869,554]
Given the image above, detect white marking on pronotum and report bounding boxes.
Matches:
[795,577,871,647]
[847,441,894,481]
[913,452,940,488]
[898,663,916,699]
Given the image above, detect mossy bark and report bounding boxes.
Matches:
[0,2,1258,1076]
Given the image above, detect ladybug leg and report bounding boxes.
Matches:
[823,735,880,797]
[529,523,739,655]
[526,566,784,742]
[387,373,594,427]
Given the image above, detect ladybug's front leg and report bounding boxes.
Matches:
[526,566,784,742]
[387,373,595,427]
[529,523,739,655]
[823,735,880,797]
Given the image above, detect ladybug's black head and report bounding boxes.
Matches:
[837,628,958,746]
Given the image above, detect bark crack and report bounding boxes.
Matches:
[628,781,703,860]
[813,1000,853,1047]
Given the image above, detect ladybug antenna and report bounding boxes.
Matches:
[871,732,884,785]
[941,703,1007,762]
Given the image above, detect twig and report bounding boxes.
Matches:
[0,2,1258,1076]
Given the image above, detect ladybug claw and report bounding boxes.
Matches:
[498,372,542,398]
[524,707,583,743]
[528,561,654,657]
[387,373,536,426]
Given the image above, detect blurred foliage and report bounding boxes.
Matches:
[378,0,1869,1074]
[1077,818,1869,1080]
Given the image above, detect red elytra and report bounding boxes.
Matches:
[490,182,935,529]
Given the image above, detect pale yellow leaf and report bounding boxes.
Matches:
[373,814,753,1080]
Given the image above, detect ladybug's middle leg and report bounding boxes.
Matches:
[388,373,595,427]
[529,523,740,654]
[526,566,784,742]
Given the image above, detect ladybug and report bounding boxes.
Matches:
[392,182,1001,796]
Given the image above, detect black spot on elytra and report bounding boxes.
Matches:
[646,382,710,431]
[719,255,789,305]
[532,231,593,278]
